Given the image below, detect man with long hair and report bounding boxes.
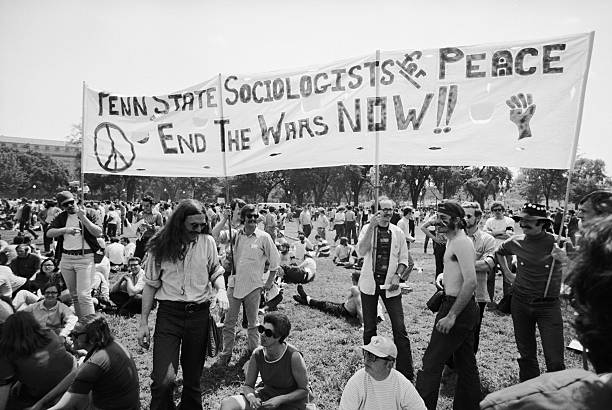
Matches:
[138,199,229,410]
[416,200,480,410]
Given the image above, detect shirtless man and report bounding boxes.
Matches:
[416,200,480,410]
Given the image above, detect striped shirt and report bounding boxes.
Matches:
[339,368,426,410]
[230,228,281,299]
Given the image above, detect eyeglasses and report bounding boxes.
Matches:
[381,208,393,213]
[128,264,140,267]
[189,223,207,228]
[465,214,474,219]
[245,214,258,220]
[492,208,503,212]
[362,350,393,362]
[62,201,75,207]
[257,325,277,338]
[44,291,58,295]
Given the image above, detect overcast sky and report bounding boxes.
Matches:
[1,0,611,170]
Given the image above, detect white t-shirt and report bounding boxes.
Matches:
[124,242,136,260]
[484,216,515,237]
[396,218,414,241]
[105,242,125,265]
[298,257,316,280]
[339,368,426,410]
[63,214,90,250]
[294,239,313,261]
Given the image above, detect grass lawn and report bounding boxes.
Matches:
[2,222,584,409]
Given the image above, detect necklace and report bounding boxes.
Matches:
[264,344,287,363]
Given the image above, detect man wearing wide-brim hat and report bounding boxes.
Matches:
[493,202,569,382]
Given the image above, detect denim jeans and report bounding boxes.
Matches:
[59,253,95,318]
[151,301,210,410]
[416,297,481,410]
[511,296,565,381]
[361,289,414,381]
[220,287,261,361]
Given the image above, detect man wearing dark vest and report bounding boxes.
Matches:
[47,191,102,319]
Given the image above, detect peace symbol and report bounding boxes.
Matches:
[94,122,136,173]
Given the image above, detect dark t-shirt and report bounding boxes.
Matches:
[69,340,140,409]
[10,254,41,279]
[0,330,73,399]
[374,227,392,279]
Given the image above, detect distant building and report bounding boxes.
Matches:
[0,135,80,177]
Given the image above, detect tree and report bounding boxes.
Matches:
[0,148,70,197]
[516,168,566,207]
[0,150,28,197]
[463,166,513,210]
[429,167,467,199]
[567,158,611,204]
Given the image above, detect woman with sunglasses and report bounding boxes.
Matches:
[220,312,310,410]
[0,311,76,410]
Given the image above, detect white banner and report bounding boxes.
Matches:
[83,33,593,177]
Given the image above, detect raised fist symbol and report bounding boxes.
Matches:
[94,122,136,173]
[506,93,536,140]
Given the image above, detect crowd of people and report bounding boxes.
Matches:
[0,189,611,409]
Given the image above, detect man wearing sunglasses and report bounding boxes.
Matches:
[340,336,425,410]
[356,197,414,382]
[218,204,281,367]
[484,201,515,307]
[47,191,102,319]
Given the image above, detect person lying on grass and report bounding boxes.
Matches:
[220,312,310,410]
[292,271,385,326]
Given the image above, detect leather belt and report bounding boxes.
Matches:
[159,300,210,313]
[63,249,94,255]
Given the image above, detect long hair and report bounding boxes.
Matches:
[566,214,612,373]
[0,311,52,357]
[77,314,114,360]
[146,199,209,262]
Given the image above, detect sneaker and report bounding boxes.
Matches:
[292,294,307,305]
[297,284,308,300]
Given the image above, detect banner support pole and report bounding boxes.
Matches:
[374,49,381,211]
[543,31,595,298]
[80,82,86,206]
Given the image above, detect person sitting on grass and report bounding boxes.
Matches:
[109,256,145,316]
[294,231,314,261]
[332,237,353,265]
[279,251,317,285]
[339,336,426,410]
[220,312,310,410]
[48,314,140,410]
[313,234,330,257]
[0,311,77,410]
[480,214,612,409]
[22,282,77,341]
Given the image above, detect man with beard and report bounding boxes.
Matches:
[138,199,228,410]
[494,203,568,382]
[416,200,480,410]
[356,197,414,381]
[47,191,102,319]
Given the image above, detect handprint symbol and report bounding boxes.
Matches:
[506,93,536,140]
